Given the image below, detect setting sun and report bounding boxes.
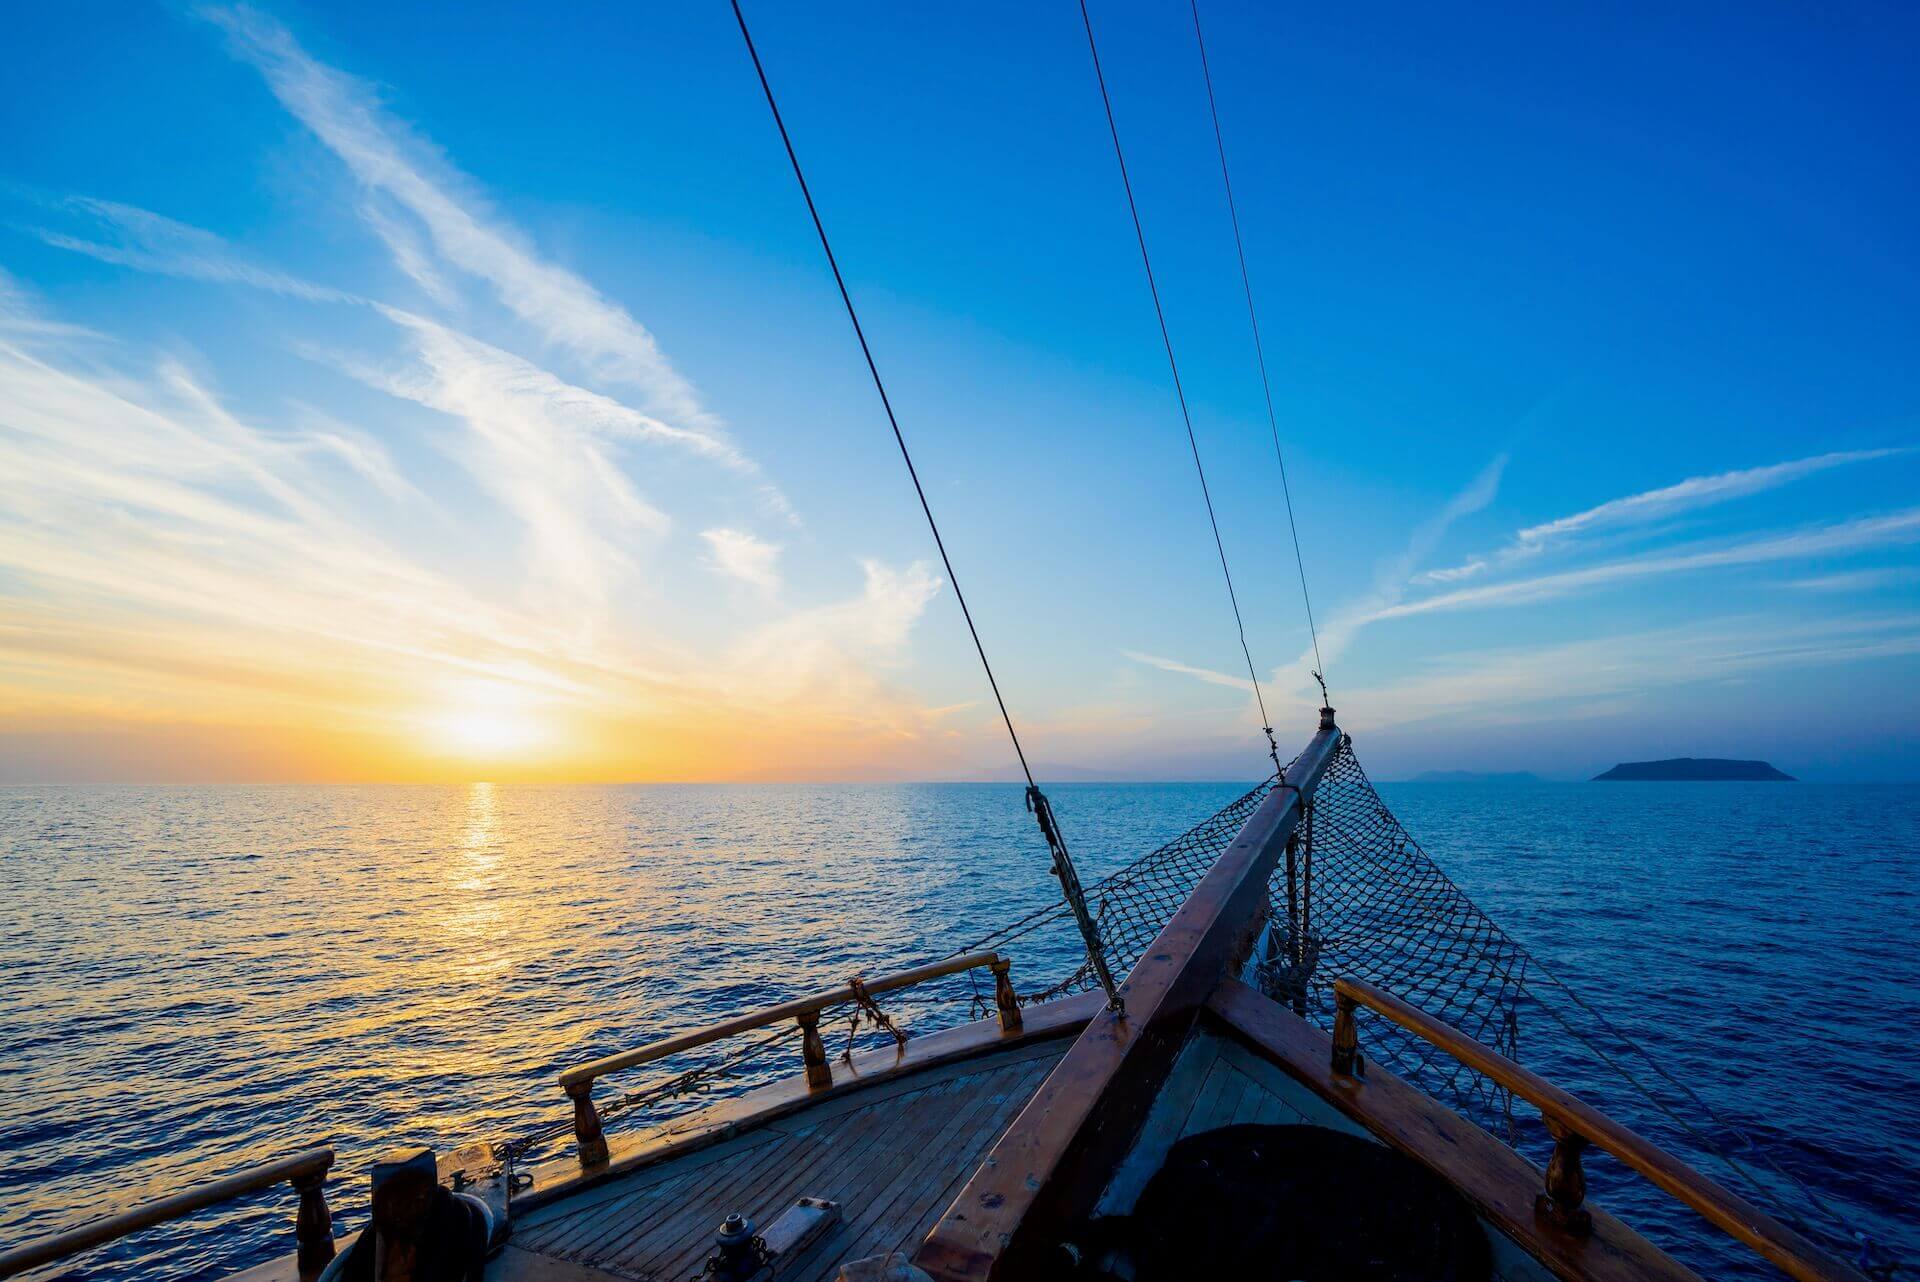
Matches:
[423,681,548,760]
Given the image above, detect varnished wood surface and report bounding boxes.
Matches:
[0,1147,334,1281]
[515,1041,1070,1282]
[912,720,1344,1282]
[520,993,1103,1213]
[560,953,1008,1089]
[1206,980,1708,1282]
[1329,976,1866,1282]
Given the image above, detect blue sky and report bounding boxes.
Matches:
[1,1,1916,781]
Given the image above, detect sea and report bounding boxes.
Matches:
[2,779,1915,1281]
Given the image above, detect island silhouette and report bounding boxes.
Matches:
[1593,757,1794,781]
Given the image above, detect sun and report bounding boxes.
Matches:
[423,679,548,760]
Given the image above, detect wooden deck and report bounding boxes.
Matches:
[510,1039,1070,1281]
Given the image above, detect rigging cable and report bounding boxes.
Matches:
[730,0,1122,1010]
[1077,0,1289,776]
[1188,0,1327,702]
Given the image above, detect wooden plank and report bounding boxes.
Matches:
[637,1088,920,1277]
[1210,1031,1366,1137]
[516,1125,783,1236]
[774,1070,1020,1282]
[1227,1069,1271,1127]
[1205,980,1707,1282]
[1093,1032,1217,1216]
[519,992,1102,1215]
[1176,1059,1236,1140]
[488,1243,629,1282]
[1194,1065,1258,1136]
[860,1057,1062,1254]
[763,1037,1067,1136]
[563,1126,816,1263]
[1333,976,1866,1282]
[895,1074,1053,1273]
[845,1061,1064,1282]
[663,1073,991,1281]
[553,1128,806,1260]
[518,1176,681,1256]
[833,1063,1039,1254]
[785,1061,1026,1264]
[597,1123,844,1272]
[721,1051,1059,1274]
[913,718,1343,1282]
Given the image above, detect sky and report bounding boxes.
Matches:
[1,1,1916,783]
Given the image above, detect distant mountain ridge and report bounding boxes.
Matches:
[1594,758,1794,782]
[1407,770,1544,784]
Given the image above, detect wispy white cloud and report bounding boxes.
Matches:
[0,268,102,343]
[1372,507,1920,622]
[1778,567,1920,593]
[203,4,712,426]
[1279,453,1507,695]
[1413,558,1486,585]
[0,293,941,775]
[375,306,742,465]
[356,198,455,304]
[286,407,426,504]
[1122,650,1254,692]
[26,195,354,303]
[336,310,681,611]
[701,528,782,591]
[1516,449,1905,548]
[1412,449,1909,587]
[1342,613,1920,732]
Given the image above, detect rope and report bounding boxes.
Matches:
[729,0,1120,1010]
[841,975,907,1061]
[1188,0,1326,695]
[1077,0,1288,777]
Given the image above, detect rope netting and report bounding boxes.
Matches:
[965,774,1279,1002]
[1251,737,1528,1136]
[521,735,1885,1273]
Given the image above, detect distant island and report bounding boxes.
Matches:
[1593,758,1795,782]
[1408,770,1544,784]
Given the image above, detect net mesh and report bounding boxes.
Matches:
[968,737,1526,1135]
[966,775,1278,1003]
[1251,737,1527,1136]
[536,732,1878,1275]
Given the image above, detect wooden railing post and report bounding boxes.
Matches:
[990,958,1023,1034]
[1323,973,1873,1282]
[0,1146,336,1281]
[798,1010,833,1089]
[1331,990,1359,1076]
[291,1166,335,1272]
[566,1080,610,1167]
[1537,1118,1594,1236]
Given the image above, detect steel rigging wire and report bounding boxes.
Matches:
[730,0,1122,1010]
[1077,0,1292,775]
[1188,0,1327,701]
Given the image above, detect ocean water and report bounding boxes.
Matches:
[0,779,1914,1280]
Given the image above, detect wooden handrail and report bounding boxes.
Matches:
[1331,976,1867,1282]
[559,951,1022,1166]
[0,1146,335,1280]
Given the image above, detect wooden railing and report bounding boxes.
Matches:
[1330,976,1867,1282]
[0,1146,335,1280]
[559,951,1023,1165]
[915,711,1346,1282]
